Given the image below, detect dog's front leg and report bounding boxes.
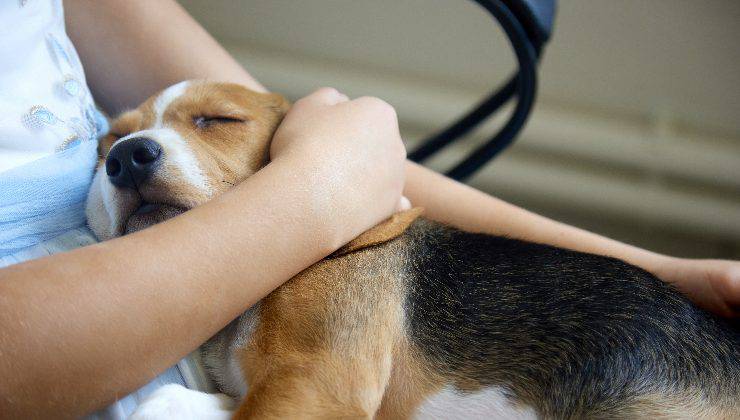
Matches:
[233,353,391,419]
[232,251,406,419]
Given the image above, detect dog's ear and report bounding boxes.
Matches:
[331,207,424,258]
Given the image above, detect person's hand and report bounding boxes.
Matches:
[654,257,740,318]
[270,87,410,241]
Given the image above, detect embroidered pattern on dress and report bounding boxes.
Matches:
[55,134,81,153]
[47,34,73,68]
[20,30,107,152]
[62,75,83,98]
[22,106,59,130]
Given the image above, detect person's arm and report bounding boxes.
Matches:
[0,157,324,416]
[65,0,267,114]
[404,162,740,318]
[404,162,664,267]
[66,0,739,318]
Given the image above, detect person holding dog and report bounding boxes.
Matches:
[0,1,737,418]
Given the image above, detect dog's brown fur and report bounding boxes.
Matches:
[230,208,441,419]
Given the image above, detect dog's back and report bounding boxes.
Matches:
[402,218,740,418]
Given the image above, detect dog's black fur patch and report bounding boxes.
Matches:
[404,219,740,418]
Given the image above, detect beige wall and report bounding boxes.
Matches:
[181,0,740,258]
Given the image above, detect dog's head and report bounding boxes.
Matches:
[86,81,289,240]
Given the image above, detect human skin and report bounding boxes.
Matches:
[0,0,737,417]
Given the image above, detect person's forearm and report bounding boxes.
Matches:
[65,0,267,114]
[0,156,352,418]
[404,161,668,272]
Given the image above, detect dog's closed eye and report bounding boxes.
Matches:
[193,115,246,129]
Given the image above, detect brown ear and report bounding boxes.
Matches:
[331,207,424,258]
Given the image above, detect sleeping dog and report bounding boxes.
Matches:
[86,81,739,419]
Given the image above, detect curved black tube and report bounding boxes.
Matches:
[409,0,539,181]
[407,74,517,163]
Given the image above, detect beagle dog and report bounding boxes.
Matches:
[86,81,739,419]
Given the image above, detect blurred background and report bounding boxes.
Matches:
[179,0,740,259]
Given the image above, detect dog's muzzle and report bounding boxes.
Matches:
[106,137,162,189]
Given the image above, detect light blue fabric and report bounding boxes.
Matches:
[0,138,98,257]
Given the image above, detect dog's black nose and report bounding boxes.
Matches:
[106,137,162,189]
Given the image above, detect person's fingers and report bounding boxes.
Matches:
[352,96,398,123]
[395,196,412,212]
[332,89,350,103]
[297,87,349,107]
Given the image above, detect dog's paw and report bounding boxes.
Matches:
[129,384,235,420]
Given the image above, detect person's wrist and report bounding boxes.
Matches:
[649,254,683,282]
[616,247,674,280]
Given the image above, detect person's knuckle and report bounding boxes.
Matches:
[378,101,398,120]
[315,86,340,97]
[358,96,397,117]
